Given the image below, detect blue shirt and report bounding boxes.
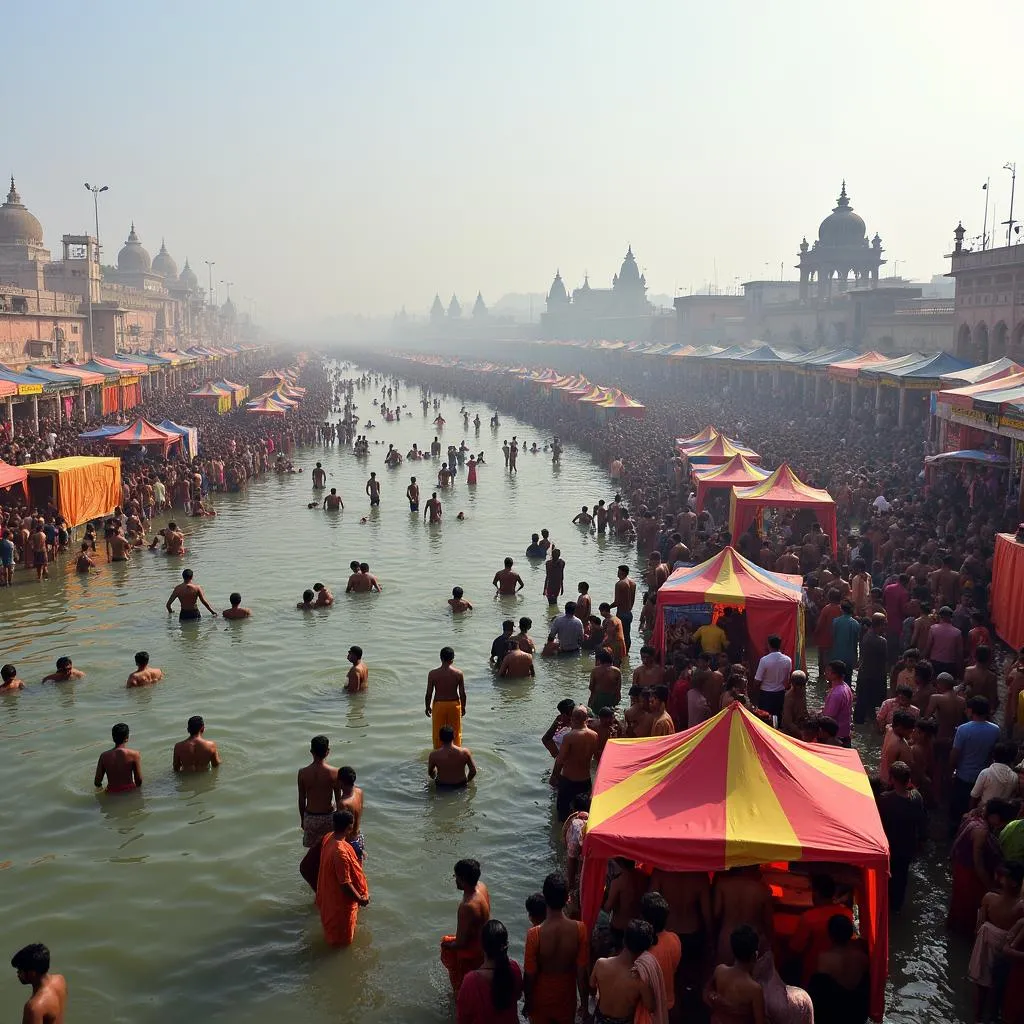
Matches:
[0,538,14,564]
[830,614,860,666]
[953,719,1000,783]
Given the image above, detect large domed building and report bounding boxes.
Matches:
[797,182,884,301]
[117,223,152,274]
[178,259,198,291]
[151,239,178,281]
[0,177,50,271]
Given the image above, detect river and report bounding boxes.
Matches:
[0,365,971,1023]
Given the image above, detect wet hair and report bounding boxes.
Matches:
[827,913,855,945]
[349,645,363,659]
[641,891,670,933]
[556,698,576,716]
[340,766,357,785]
[451,586,464,599]
[134,651,150,667]
[519,617,532,631]
[623,918,655,955]
[310,735,329,758]
[892,710,916,730]
[182,569,194,581]
[10,943,49,975]
[440,647,455,662]
[730,923,759,961]
[504,557,513,568]
[578,581,589,593]
[350,560,360,572]
[481,920,516,1011]
[454,858,481,885]
[564,601,577,616]
[187,715,204,736]
[332,809,354,833]
[525,891,546,922]
[595,648,613,665]
[302,589,315,602]
[502,619,515,632]
[543,871,569,910]
[229,593,241,606]
[56,656,72,670]
[111,722,130,744]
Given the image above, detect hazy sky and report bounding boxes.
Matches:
[10,2,1024,329]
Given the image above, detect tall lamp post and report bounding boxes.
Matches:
[83,182,108,358]
[1004,162,1017,246]
[203,260,216,343]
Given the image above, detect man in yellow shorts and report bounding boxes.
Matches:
[425,646,467,748]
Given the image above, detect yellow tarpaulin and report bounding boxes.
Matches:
[22,456,122,528]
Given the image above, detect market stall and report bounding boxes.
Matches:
[730,464,838,553]
[246,395,289,416]
[22,456,121,528]
[692,454,772,512]
[189,382,232,414]
[993,533,1024,651]
[676,426,720,448]
[157,420,199,459]
[104,418,182,457]
[580,702,890,1021]
[682,433,761,465]
[0,459,29,502]
[652,546,805,666]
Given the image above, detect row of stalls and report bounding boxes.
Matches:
[0,345,262,434]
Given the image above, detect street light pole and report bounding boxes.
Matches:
[83,182,108,359]
[203,260,216,342]
[1004,162,1017,246]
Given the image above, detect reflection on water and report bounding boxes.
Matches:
[0,369,968,1023]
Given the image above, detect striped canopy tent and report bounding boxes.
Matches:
[935,370,1024,411]
[552,373,589,392]
[938,356,1024,386]
[246,395,290,416]
[825,351,890,381]
[527,368,562,385]
[276,382,306,397]
[580,702,889,1021]
[682,434,761,466]
[596,390,646,417]
[730,464,837,553]
[577,386,616,405]
[189,382,232,414]
[214,379,250,405]
[78,424,124,440]
[652,545,804,665]
[267,388,299,407]
[42,363,106,387]
[0,459,28,501]
[676,426,719,448]
[157,420,199,459]
[692,454,773,512]
[104,418,182,455]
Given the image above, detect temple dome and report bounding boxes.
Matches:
[0,177,43,245]
[178,259,198,290]
[151,239,178,279]
[117,223,152,272]
[548,270,568,303]
[617,245,641,286]
[817,182,867,246]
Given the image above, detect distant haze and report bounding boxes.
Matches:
[10,1,1021,335]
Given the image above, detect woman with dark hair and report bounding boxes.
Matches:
[456,919,523,1024]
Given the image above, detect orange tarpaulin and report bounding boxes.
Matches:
[992,534,1024,650]
[581,702,890,1021]
[22,456,121,528]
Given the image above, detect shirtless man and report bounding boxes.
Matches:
[550,706,599,821]
[712,865,774,965]
[346,562,368,593]
[365,472,381,506]
[313,582,334,607]
[10,943,67,1024]
[572,506,593,527]
[345,645,369,692]
[649,685,675,736]
[429,725,478,787]
[426,646,467,748]
[448,586,473,612]
[498,639,535,679]
[492,556,524,596]
[94,722,142,793]
[425,491,443,523]
[589,648,623,713]
[924,671,967,804]
[406,476,420,512]
[575,582,593,624]
[312,462,327,488]
[166,568,217,621]
[631,645,664,690]
[298,735,341,849]
[296,589,316,610]
[126,651,163,688]
[164,522,185,556]
[30,522,49,580]
[172,715,221,771]
[41,657,85,683]
[0,663,25,692]
[648,868,713,967]
[704,924,766,1024]
[358,563,382,591]
[109,528,132,562]
[222,592,252,619]
[590,918,655,1020]
[322,487,344,510]
[75,542,95,573]
[338,765,367,860]
[611,565,638,652]
[441,859,491,993]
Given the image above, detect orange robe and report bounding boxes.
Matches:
[315,833,369,946]
[440,935,484,994]
[524,920,589,1024]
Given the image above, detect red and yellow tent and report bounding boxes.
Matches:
[692,454,772,512]
[581,702,889,1020]
[104,418,182,455]
[730,463,837,553]
[676,426,719,448]
[682,434,760,465]
[577,386,615,405]
[596,391,646,418]
[246,395,289,416]
[653,546,804,666]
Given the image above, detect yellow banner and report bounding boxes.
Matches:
[120,376,140,386]
[17,383,43,396]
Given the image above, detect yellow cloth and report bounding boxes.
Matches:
[432,699,462,749]
[694,623,727,654]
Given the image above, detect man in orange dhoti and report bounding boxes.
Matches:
[440,857,490,993]
[315,810,369,947]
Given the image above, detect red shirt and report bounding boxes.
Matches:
[814,603,841,648]
[968,625,991,662]
[669,677,690,731]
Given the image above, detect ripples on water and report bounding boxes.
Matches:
[0,369,969,1023]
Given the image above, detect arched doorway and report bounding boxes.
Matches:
[992,322,1008,360]
[956,324,972,359]
[972,322,989,363]
[1012,322,1024,362]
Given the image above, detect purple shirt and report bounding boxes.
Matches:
[928,621,962,664]
[823,682,853,740]
[882,582,908,633]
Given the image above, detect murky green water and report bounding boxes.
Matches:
[0,367,971,1023]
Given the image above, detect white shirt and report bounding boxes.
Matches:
[755,650,793,693]
[970,763,1019,804]
[872,495,891,512]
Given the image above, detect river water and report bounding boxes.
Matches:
[0,366,971,1023]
